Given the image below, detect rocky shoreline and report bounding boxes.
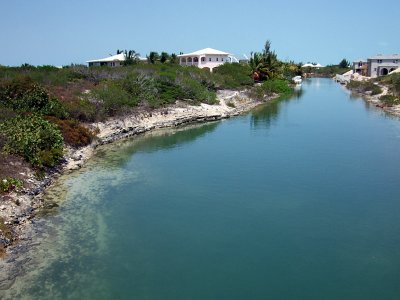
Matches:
[0,89,276,264]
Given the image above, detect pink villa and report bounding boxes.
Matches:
[178,48,236,71]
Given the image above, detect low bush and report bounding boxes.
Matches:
[0,115,64,167]
[347,80,382,95]
[46,117,94,148]
[90,81,133,116]
[0,177,23,193]
[247,79,292,100]
[380,94,400,106]
[213,63,253,89]
[64,99,98,122]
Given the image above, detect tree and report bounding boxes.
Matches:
[160,52,170,63]
[339,58,350,68]
[147,52,160,64]
[170,53,178,64]
[123,50,140,66]
[249,40,282,81]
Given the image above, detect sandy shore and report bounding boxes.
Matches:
[0,89,276,265]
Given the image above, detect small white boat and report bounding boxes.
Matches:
[292,76,302,84]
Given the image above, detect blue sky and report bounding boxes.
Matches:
[1,0,399,66]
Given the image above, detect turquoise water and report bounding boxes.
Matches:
[4,78,400,299]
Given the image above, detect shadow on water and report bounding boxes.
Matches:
[250,87,304,129]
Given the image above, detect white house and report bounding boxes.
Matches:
[86,53,126,67]
[178,48,236,71]
[352,54,400,77]
[86,53,146,67]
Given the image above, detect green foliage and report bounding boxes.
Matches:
[249,40,282,81]
[160,52,170,64]
[213,63,253,88]
[379,94,400,106]
[64,99,97,122]
[91,81,133,116]
[339,58,350,68]
[121,50,140,66]
[0,177,23,193]
[147,52,160,64]
[248,79,292,100]
[42,97,69,119]
[347,80,382,95]
[0,115,64,167]
[0,78,68,117]
[170,53,178,64]
[377,73,400,96]
[281,62,303,79]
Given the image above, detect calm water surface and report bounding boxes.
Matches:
[4,79,400,299]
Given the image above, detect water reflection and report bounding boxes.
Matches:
[94,121,219,170]
[250,88,304,129]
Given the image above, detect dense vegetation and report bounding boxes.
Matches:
[249,41,302,81]
[0,42,295,190]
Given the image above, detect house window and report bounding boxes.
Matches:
[216,57,219,61]
[377,59,382,63]
[209,57,212,62]
[201,57,205,62]
[374,68,377,71]
[221,58,224,62]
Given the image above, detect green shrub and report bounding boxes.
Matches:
[347,80,382,95]
[248,79,292,100]
[0,115,64,167]
[91,81,133,116]
[64,99,98,122]
[213,63,253,88]
[42,97,69,119]
[380,94,400,106]
[261,79,292,95]
[0,177,23,193]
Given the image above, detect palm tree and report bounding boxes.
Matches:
[147,52,160,64]
[160,52,170,63]
[123,50,140,65]
[249,40,282,81]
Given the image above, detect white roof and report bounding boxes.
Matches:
[302,63,324,68]
[86,53,125,63]
[369,54,400,60]
[178,48,230,57]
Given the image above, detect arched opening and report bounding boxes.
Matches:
[201,57,205,63]
[193,57,199,63]
[187,57,192,63]
[381,68,388,76]
[181,58,186,63]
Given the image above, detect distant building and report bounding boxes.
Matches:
[86,53,146,67]
[367,54,400,77]
[352,59,368,76]
[178,48,236,71]
[353,54,400,77]
[86,53,125,67]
